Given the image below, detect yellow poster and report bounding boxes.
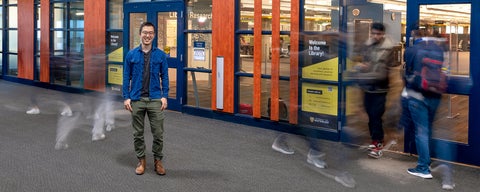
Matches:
[108,64,123,85]
[301,83,338,116]
[302,57,338,81]
[108,47,123,62]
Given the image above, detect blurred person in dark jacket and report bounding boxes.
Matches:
[353,22,398,158]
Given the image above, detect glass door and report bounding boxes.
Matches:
[406,0,478,165]
[124,2,185,111]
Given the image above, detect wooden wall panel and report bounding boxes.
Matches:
[84,0,106,91]
[289,0,299,124]
[211,0,235,113]
[17,0,35,80]
[270,0,281,121]
[40,0,50,83]
[252,0,262,118]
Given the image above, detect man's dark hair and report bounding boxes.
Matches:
[139,22,156,34]
[409,22,427,37]
[371,22,385,32]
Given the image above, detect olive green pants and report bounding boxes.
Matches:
[131,97,165,160]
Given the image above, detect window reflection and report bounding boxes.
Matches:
[419,4,471,77]
[50,2,84,87]
[239,0,338,31]
[109,0,123,29]
[239,34,291,76]
[8,6,17,28]
[8,30,17,53]
[158,12,177,58]
[8,54,17,76]
[187,0,212,30]
[304,0,338,31]
[433,94,469,144]
[238,77,290,120]
[187,33,212,69]
[187,71,212,109]
[239,0,291,31]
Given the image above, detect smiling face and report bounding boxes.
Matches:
[140,25,155,46]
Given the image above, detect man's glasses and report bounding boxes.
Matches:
[141,31,155,35]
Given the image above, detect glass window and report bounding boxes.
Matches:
[0,6,3,27]
[129,13,146,49]
[53,3,66,29]
[419,4,471,77]
[186,32,212,108]
[187,0,212,30]
[69,31,84,53]
[433,94,469,144]
[50,1,85,87]
[239,0,291,31]
[187,71,212,109]
[0,31,2,52]
[304,0,338,31]
[69,1,84,29]
[36,3,41,27]
[36,30,41,55]
[238,76,254,115]
[260,79,290,120]
[8,54,17,76]
[158,12,177,57]
[419,4,471,144]
[239,34,290,76]
[53,31,66,55]
[8,6,17,28]
[8,30,17,52]
[238,77,290,120]
[185,0,213,109]
[8,0,17,4]
[109,0,123,29]
[168,68,176,98]
[187,33,212,68]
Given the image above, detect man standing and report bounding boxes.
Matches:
[354,23,397,158]
[123,22,169,176]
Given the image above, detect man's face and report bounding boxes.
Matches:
[140,26,155,46]
[370,29,385,43]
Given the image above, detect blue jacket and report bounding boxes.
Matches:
[122,45,169,100]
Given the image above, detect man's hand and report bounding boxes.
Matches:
[124,99,132,112]
[161,97,168,111]
[355,62,370,72]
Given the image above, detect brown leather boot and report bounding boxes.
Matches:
[135,158,146,175]
[154,159,166,175]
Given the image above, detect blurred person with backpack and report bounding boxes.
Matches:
[401,24,450,182]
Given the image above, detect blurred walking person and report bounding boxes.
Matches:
[401,24,449,182]
[353,23,398,158]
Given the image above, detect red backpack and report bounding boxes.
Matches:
[405,41,448,95]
